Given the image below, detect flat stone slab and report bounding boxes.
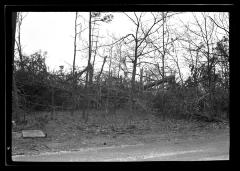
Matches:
[22,130,46,138]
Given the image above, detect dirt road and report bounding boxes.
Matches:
[12,130,229,161]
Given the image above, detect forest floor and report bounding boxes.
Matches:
[11,109,229,156]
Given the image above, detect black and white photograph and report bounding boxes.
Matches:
[8,8,230,162]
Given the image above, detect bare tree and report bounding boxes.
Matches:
[72,12,78,78]
[70,12,79,115]
[15,12,27,70]
[85,12,113,85]
[71,12,91,117]
[169,40,184,85]
[208,13,229,36]
[12,12,28,122]
[209,13,229,91]
[86,12,92,86]
[181,12,226,118]
[122,12,165,109]
[82,12,113,121]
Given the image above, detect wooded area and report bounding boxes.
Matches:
[12,12,229,125]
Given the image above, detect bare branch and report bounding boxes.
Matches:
[97,33,135,48]
[208,16,229,34]
[123,12,138,26]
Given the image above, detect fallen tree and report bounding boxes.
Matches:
[143,75,175,90]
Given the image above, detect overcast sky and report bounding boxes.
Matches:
[18,12,134,71]
[16,12,228,80]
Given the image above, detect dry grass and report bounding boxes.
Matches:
[11,109,229,155]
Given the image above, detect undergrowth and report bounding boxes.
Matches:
[12,109,229,133]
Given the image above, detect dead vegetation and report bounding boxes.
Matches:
[12,109,229,156]
[11,12,229,156]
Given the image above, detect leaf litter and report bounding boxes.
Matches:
[12,110,229,156]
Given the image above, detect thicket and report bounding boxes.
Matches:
[12,50,229,124]
[11,12,229,124]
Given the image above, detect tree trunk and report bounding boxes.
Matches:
[97,56,107,83]
[82,12,92,122]
[51,86,55,119]
[12,12,21,122]
[161,12,166,121]
[16,13,24,69]
[140,67,143,93]
[71,12,78,116]
[86,12,92,85]
[92,29,99,78]
[131,40,138,111]
[12,72,20,122]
